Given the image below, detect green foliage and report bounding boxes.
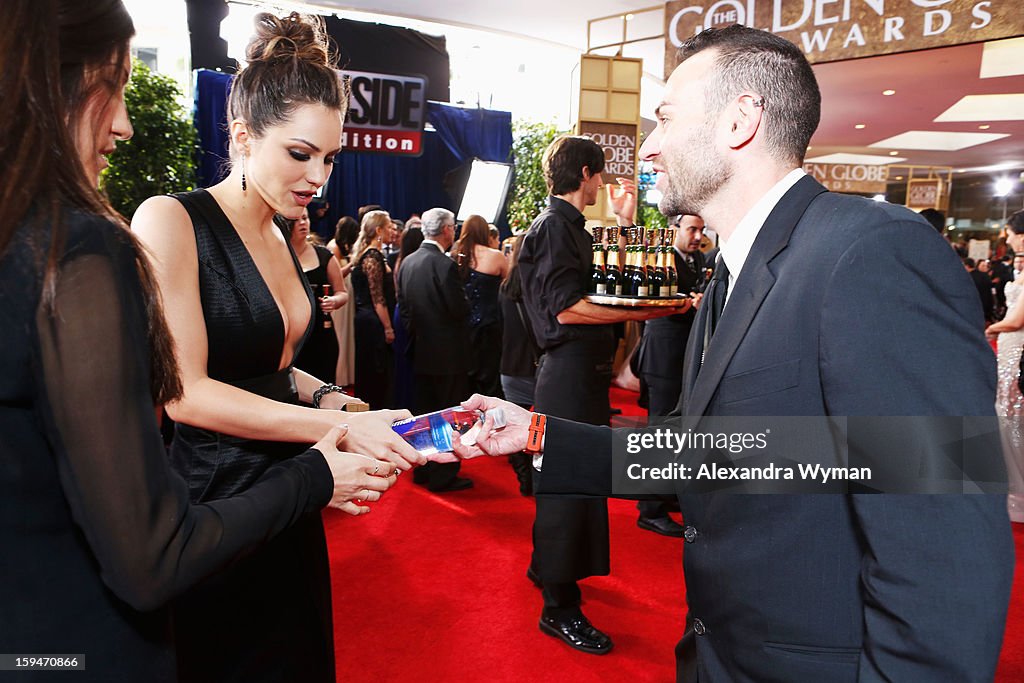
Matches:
[638,203,667,230]
[102,59,197,218]
[507,120,565,233]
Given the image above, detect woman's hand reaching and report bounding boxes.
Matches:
[315,424,400,515]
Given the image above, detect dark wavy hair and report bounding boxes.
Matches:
[0,0,181,404]
[1008,209,1024,235]
[333,216,360,260]
[542,135,605,195]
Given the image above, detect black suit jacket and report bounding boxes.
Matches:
[968,268,994,321]
[536,176,1013,681]
[397,242,470,375]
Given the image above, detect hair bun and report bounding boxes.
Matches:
[247,12,330,66]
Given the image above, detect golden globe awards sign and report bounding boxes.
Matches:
[906,178,944,209]
[580,122,638,178]
[664,0,1024,73]
[803,162,889,194]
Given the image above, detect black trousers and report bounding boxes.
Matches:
[413,371,468,488]
[532,338,614,617]
[638,372,685,519]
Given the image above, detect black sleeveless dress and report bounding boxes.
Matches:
[168,190,334,682]
[295,245,341,384]
[465,269,503,396]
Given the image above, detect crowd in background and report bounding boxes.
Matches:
[286,203,538,493]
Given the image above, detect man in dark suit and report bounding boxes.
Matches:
[456,25,1013,681]
[634,215,707,536]
[397,207,473,492]
[964,257,995,323]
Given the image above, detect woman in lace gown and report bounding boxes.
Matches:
[1,3,397,680]
[988,213,1024,522]
[351,210,397,408]
[133,13,422,682]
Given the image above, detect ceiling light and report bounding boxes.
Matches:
[855,124,866,129]
[624,13,634,21]
[889,151,899,155]
[805,153,904,165]
[995,177,1015,197]
[868,130,1009,151]
[979,124,991,130]
[882,89,896,96]
[956,161,1024,174]
[895,176,904,180]
[934,94,1024,122]
[980,37,1024,79]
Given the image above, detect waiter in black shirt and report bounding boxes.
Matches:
[634,214,707,536]
[517,135,682,654]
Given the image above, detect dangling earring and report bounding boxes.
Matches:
[241,155,247,192]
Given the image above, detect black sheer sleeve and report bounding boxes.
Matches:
[362,249,387,308]
[34,226,332,611]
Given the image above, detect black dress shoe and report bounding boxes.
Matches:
[428,476,474,493]
[508,453,534,496]
[637,515,685,538]
[539,613,613,655]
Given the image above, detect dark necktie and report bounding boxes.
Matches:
[702,256,730,356]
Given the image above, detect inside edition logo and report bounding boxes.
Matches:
[341,70,428,156]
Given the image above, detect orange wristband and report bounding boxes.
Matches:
[524,412,547,454]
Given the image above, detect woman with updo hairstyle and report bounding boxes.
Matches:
[452,214,508,396]
[1,1,404,680]
[133,12,424,681]
[351,210,397,409]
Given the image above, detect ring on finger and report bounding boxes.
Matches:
[372,462,380,476]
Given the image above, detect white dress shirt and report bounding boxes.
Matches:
[718,168,805,306]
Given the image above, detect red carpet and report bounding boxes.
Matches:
[324,387,1024,682]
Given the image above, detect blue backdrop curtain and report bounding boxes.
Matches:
[193,69,513,236]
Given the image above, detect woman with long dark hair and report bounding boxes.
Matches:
[132,12,423,681]
[330,214,360,385]
[452,214,508,395]
[0,2,397,680]
[288,208,347,383]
